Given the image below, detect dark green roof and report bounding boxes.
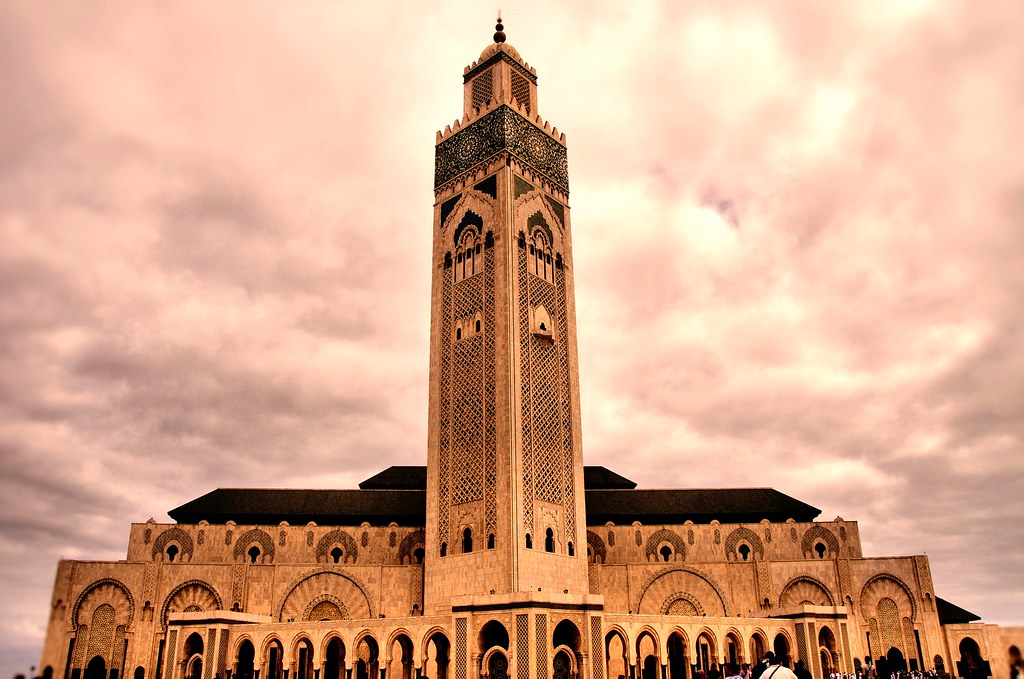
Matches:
[168,466,818,525]
[936,597,980,624]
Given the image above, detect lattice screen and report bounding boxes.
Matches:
[511,71,531,113]
[517,614,531,679]
[535,615,548,679]
[456,619,468,679]
[473,69,494,108]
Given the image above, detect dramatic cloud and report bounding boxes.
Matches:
[1,1,1022,674]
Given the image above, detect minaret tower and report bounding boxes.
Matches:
[424,18,589,610]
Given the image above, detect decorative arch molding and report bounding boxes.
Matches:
[802,526,840,557]
[316,530,360,563]
[160,579,223,630]
[230,634,257,663]
[482,647,510,672]
[319,632,348,665]
[779,576,837,607]
[420,627,453,662]
[514,193,565,248]
[859,573,918,622]
[261,635,286,663]
[586,531,607,563]
[725,527,764,561]
[72,579,135,633]
[398,531,425,564]
[552,645,579,674]
[385,630,416,661]
[633,566,732,617]
[232,529,275,563]
[661,592,705,617]
[276,569,375,622]
[443,191,498,244]
[645,529,686,562]
[151,527,194,562]
[634,627,662,658]
[302,594,349,622]
[666,627,691,648]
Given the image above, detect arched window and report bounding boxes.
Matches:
[413,547,425,564]
[247,546,260,564]
[166,544,179,562]
[462,527,473,554]
[567,541,574,557]
[488,534,495,549]
[660,545,672,562]
[456,328,462,340]
[440,542,447,557]
[738,544,751,561]
[525,534,533,549]
[455,229,482,283]
[330,547,343,564]
[545,528,555,553]
[815,542,826,559]
[529,231,554,283]
[475,319,481,333]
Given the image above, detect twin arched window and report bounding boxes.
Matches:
[529,232,554,283]
[455,230,482,283]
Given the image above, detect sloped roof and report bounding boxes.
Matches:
[936,596,981,624]
[357,466,637,490]
[168,488,426,525]
[585,488,819,524]
[168,466,818,525]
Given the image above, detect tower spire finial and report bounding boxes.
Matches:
[493,13,505,43]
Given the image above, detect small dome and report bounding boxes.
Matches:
[479,42,522,62]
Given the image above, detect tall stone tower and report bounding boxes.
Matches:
[424,19,589,611]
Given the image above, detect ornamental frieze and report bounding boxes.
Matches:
[435,105,568,191]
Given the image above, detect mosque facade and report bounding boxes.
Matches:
[36,21,1022,679]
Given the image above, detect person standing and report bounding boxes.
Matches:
[761,653,798,679]
[794,661,812,679]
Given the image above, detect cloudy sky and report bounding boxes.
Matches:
[2,0,1022,674]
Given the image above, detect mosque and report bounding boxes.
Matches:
[35,19,1022,679]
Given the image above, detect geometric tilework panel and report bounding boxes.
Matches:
[435,106,568,191]
[439,271,453,542]
[878,597,904,655]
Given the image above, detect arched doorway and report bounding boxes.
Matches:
[696,632,717,675]
[606,631,628,679]
[553,649,574,679]
[184,633,205,679]
[638,632,660,679]
[725,633,742,667]
[773,634,790,668]
[424,633,450,679]
[958,639,988,679]
[819,627,838,679]
[355,636,379,679]
[887,648,906,674]
[324,638,346,679]
[484,650,509,679]
[84,657,106,679]
[389,635,414,679]
[235,640,256,679]
[295,638,314,679]
[749,635,766,667]
[668,633,689,679]
[265,640,284,679]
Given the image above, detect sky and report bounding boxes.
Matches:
[1,0,1023,674]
